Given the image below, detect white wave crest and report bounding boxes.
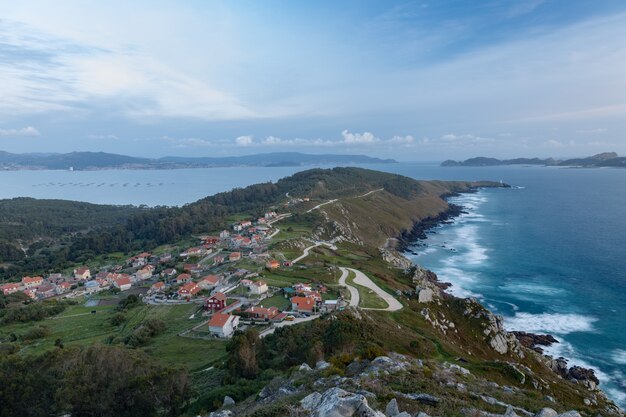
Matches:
[611,349,626,365]
[504,312,597,335]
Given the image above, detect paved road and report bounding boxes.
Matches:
[306,199,338,213]
[259,315,320,338]
[338,267,402,311]
[292,241,337,264]
[338,267,359,307]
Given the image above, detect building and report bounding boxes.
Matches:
[161,268,177,278]
[1,283,22,295]
[244,306,279,321]
[249,280,268,295]
[219,230,230,239]
[36,283,57,299]
[178,282,201,297]
[198,275,221,290]
[174,273,192,284]
[229,252,242,262]
[135,268,152,281]
[205,292,227,311]
[22,276,43,289]
[208,313,239,338]
[113,276,132,291]
[291,296,316,314]
[84,280,101,294]
[73,267,91,280]
[265,259,280,269]
[151,281,165,292]
[56,282,72,294]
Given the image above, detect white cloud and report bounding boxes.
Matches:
[341,130,378,144]
[87,134,118,140]
[235,135,254,146]
[0,126,40,137]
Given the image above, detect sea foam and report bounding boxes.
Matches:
[504,312,597,335]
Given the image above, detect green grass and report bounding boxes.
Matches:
[258,294,291,311]
[1,300,227,371]
[346,272,388,309]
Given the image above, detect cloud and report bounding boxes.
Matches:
[341,130,378,144]
[575,128,607,134]
[0,126,40,137]
[86,133,118,140]
[235,135,254,146]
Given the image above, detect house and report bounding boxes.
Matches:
[249,280,268,295]
[324,299,339,311]
[159,253,172,263]
[36,283,57,299]
[213,256,225,265]
[180,247,203,258]
[219,230,230,239]
[183,263,202,274]
[245,306,279,321]
[178,282,200,297]
[229,252,242,262]
[205,292,227,311]
[174,273,192,284]
[84,280,101,294]
[73,267,91,280]
[198,275,221,290]
[113,276,132,291]
[265,259,280,270]
[1,283,22,295]
[135,268,152,281]
[240,220,252,229]
[291,296,316,314]
[208,313,239,338]
[23,288,37,299]
[56,282,72,294]
[151,281,165,292]
[22,276,43,289]
[161,268,177,278]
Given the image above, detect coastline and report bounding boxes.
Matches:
[392,189,619,410]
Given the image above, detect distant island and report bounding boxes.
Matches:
[0,151,396,171]
[441,151,626,168]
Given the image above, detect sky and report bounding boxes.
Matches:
[1,0,626,161]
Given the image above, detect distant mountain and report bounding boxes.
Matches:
[441,152,626,168]
[0,151,396,170]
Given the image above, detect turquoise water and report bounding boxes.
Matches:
[401,165,626,407]
[1,163,625,405]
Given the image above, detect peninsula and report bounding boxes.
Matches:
[0,168,620,417]
[441,152,626,168]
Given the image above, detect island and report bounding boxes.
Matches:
[0,168,619,417]
[442,152,626,168]
[0,150,396,171]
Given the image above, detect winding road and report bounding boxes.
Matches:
[338,267,403,312]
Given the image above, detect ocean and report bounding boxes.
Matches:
[1,163,625,405]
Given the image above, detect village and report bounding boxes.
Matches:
[0,207,351,339]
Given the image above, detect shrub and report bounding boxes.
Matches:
[21,325,50,341]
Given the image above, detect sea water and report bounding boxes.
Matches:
[1,163,625,405]
[401,165,626,407]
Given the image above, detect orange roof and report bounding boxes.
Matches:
[176,273,191,281]
[22,276,43,284]
[210,292,227,301]
[115,277,131,286]
[201,275,220,284]
[209,312,232,327]
[152,281,165,288]
[291,296,315,310]
[253,280,267,287]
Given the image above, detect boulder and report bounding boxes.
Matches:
[402,393,440,406]
[208,411,232,417]
[301,387,385,417]
[385,398,399,416]
[417,288,435,303]
[299,362,314,372]
[222,396,235,407]
[395,413,412,417]
[416,413,431,417]
[555,412,582,417]
[316,360,331,370]
[534,408,558,417]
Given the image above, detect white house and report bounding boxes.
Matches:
[113,276,132,291]
[249,280,268,295]
[208,313,240,338]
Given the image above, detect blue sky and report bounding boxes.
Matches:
[1,0,625,160]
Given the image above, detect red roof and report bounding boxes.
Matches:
[201,275,220,284]
[209,312,232,327]
[176,273,192,281]
[22,276,43,284]
[291,296,315,311]
[152,281,165,289]
[74,267,89,274]
[210,292,227,301]
[179,282,200,295]
[115,277,131,286]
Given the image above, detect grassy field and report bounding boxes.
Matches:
[258,294,291,310]
[346,271,389,309]
[1,299,227,371]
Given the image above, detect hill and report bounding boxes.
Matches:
[0,150,395,170]
[441,152,625,168]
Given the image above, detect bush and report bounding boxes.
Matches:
[125,318,166,348]
[21,325,50,341]
[109,313,127,326]
[2,301,67,324]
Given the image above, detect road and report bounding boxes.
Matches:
[338,267,402,312]
[259,314,320,338]
[338,267,359,307]
[292,241,338,264]
[305,199,338,213]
